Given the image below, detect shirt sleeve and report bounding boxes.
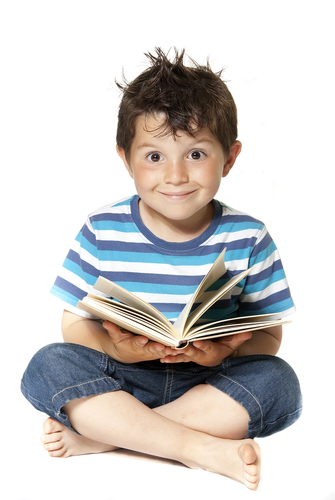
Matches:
[50,217,100,318]
[238,226,296,318]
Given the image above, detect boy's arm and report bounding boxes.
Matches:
[61,310,168,363]
[229,325,282,357]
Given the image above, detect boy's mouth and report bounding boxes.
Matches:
[159,190,196,200]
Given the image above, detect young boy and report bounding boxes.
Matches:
[21,48,302,491]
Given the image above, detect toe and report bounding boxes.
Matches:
[44,440,63,452]
[244,469,258,483]
[42,431,62,444]
[245,479,259,491]
[43,418,64,434]
[48,447,67,458]
[240,443,257,465]
[43,417,55,434]
[244,462,258,476]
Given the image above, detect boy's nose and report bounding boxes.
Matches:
[164,160,189,184]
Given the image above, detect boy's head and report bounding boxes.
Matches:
[116,48,238,162]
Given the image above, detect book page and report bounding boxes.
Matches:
[77,297,179,347]
[195,248,227,297]
[93,276,173,330]
[186,318,289,342]
[188,312,287,335]
[83,294,175,334]
[182,266,254,336]
[172,249,227,335]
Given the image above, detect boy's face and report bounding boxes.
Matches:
[117,114,241,241]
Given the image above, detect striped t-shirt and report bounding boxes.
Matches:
[50,195,295,323]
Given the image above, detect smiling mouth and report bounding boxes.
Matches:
[159,191,196,198]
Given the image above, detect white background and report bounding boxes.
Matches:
[1,1,334,498]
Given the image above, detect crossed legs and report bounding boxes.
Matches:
[41,384,261,490]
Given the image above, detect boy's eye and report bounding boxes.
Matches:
[188,150,205,160]
[147,152,162,162]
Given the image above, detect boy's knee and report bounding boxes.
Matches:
[21,343,65,396]
[258,356,302,437]
[21,343,66,413]
[23,342,64,377]
[21,342,110,411]
[267,356,302,407]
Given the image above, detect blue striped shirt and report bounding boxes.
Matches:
[50,195,295,322]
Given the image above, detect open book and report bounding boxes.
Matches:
[77,249,289,348]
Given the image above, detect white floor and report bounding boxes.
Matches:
[4,381,335,500]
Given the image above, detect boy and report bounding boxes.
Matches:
[21,48,302,491]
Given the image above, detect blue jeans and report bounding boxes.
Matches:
[21,343,302,439]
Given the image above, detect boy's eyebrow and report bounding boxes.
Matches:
[136,142,159,149]
[136,138,215,149]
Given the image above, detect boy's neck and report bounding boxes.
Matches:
[138,199,215,243]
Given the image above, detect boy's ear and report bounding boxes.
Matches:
[116,145,133,178]
[222,141,242,178]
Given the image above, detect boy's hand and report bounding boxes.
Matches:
[102,321,168,363]
[160,331,252,367]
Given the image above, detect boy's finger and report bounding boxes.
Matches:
[103,321,136,345]
[133,337,166,354]
[160,354,189,364]
[192,340,214,352]
[133,336,149,346]
[147,341,166,352]
[103,322,123,341]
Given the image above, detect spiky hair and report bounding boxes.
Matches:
[116,48,238,160]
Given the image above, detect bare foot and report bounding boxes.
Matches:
[238,441,261,490]
[40,419,260,490]
[189,437,261,491]
[40,418,117,458]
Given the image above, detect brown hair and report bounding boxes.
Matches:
[116,48,238,161]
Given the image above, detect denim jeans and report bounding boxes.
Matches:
[21,343,302,439]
